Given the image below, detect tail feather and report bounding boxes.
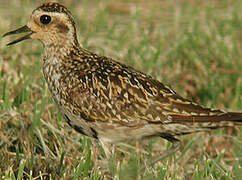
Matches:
[164,112,242,136]
[161,97,241,135]
[170,112,242,124]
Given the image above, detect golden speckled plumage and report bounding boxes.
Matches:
[3,2,242,166]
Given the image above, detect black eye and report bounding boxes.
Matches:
[40,15,51,24]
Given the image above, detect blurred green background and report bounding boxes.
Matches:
[0,0,241,179]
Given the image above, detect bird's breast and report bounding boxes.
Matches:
[42,57,90,109]
[42,57,66,105]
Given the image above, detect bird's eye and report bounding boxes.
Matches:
[40,15,51,25]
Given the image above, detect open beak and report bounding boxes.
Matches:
[2,25,34,46]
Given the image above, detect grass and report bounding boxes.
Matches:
[0,0,241,179]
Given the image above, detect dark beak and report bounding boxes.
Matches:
[2,25,33,46]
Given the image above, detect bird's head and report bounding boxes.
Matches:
[3,2,79,48]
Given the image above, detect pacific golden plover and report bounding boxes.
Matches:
[3,2,242,167]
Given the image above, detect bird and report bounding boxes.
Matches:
[2,2,242,167]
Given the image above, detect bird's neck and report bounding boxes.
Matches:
[43,40,80,62]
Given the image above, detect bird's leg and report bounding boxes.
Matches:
[140,136,181,171]
[99,139,114,159]
[97,139,117,171]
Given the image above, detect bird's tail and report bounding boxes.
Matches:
[171,111,242,125]
[165,111,242,136]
